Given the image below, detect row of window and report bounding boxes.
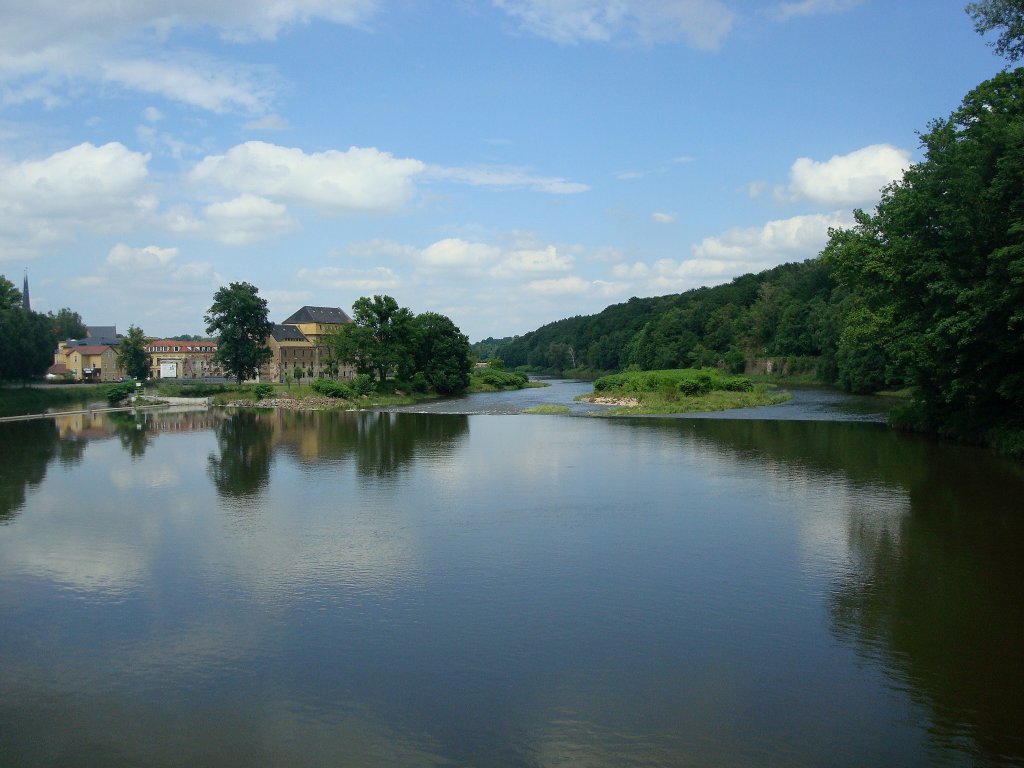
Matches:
[146,346,216,353]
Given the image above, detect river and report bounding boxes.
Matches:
[1,383,1021,767]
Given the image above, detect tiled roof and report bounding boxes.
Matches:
[271,324,308,342]
[282,306,352,325]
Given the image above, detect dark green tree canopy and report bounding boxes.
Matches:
[117,325,151,381]
[47,308,87,341]
[0,276,22,310]
[330,295,414,383]
[411,312,471,394]
[204,282,274,384]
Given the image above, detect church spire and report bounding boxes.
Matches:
[22,269,30,312]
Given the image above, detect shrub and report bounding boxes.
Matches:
[105,381,136,405]
[311,378,354,399]
[252,383,274,400]
[721,377,753,392]
[352,374,374,396]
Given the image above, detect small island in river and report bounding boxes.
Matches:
[577,368,790,416]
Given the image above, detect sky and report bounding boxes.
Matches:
[0,0,1007,341]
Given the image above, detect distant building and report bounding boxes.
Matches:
[22,270,30,312]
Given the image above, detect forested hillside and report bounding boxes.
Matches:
[495,57,1024,453]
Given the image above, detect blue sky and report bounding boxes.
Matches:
[0,1,1005,341]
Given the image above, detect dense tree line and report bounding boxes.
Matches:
[0,275,89,382]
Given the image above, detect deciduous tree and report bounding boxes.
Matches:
[116,325,151,380]
[204,282,273,384]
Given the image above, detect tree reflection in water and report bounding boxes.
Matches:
[675,418,1024,767]
[207,410,275,498]
[0,419,62,522]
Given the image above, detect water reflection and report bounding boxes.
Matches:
[208,410,275,498]
[654,417,1024,766]
[1,405,1022,767]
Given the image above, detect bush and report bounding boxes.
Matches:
[721,377,754,392]
[311,378,354,399]
[105,381,136,405]
[252,383,274,400]
[352,374,374,396]
[475,369,528,388]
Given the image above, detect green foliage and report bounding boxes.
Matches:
[47,308,87,340]
[251,383,274,400]
[204,282,274,384]
[487,358,505,370]
[0,306,54,381]
[0,275,21,310]
[472,369,529,390]
[411,311,471,394]
[311,378,355,399]
[116,324,151,381]
[967,0,1024,61]
[105,381,136,404]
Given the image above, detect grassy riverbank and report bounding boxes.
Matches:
[467,369,548,393]
[579,368,790,416]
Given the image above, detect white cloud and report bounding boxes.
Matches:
[783,143,910,206]
[418,238,502,270]
[427,165,589,194]
[191,141,425,213]
[692,211,852,262]
[768,0,863,21]
[106,243,178,268]
[494,245,573,275]
[609,211,854,295]
[0,2,379,110]
[651,212,676,224]
[295,266,401,291]
[493,0,735,50]
[0,142,155,258]
[244,113,290,131]
[202,194,296,244]
[103,58,271,114]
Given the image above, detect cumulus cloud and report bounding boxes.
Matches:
[783,143,910,206]
[190,141,425,214]
[651,212,676,224]
[493,0,735,50]
[419,238,502,270]
[692,211,852,262]
[106,243,178,268]
[0,142,155,258]
[611,211,853,295]
[295,265,401,291]
[201,194,296,244]
[427,165,589,194]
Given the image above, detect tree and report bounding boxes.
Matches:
[116,325,151,380]
[826,69,1024,442]
[0,275,21,310]
[204,282,274,384]
[410,312,471,395]
[329,295,414,384]
[0,307,53,381]
[967,0,1024,61]
[47,308,87,341]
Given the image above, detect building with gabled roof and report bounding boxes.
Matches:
[265,306,354,383]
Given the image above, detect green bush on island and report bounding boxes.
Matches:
[587,368,787,415]
[471,369,529,390]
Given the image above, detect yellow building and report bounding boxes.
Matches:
[146,339,222,380]
[59,345,121,382]
[266,306,354,382]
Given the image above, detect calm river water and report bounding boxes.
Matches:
[1,382,1022,767]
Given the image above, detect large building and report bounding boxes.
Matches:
[265,306,354,382]
[146,339,222,380]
